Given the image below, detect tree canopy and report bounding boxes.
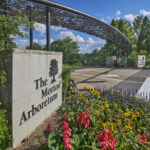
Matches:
[51,37,81,65]
[0,15,32,50]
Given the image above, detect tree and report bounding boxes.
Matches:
[137,16,150,54]
[133,16,144,39]
[0,15,32,50]
[26,43,43,50]
[51,37,80,65]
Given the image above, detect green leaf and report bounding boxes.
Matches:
[38,144,49,150]
[48,132,60,150]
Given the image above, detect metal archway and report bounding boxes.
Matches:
[0,0,132,52]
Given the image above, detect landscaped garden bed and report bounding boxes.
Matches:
[40,87,150,150]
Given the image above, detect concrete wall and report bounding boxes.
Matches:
[0,49,63,148]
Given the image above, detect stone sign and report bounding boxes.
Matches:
[0,49,62,148]
[138,55,146,68]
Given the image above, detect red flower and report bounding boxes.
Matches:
[63,137,72,150]
[77,111,90,128]
[138,134,149,144]
[62,121,70,130]
[63,113,70,120]
[46,124,52,132]
[62,128,72,138]
[97,129,116,150]
[62,121,72,149]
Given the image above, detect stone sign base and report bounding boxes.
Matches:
[0,49,62,148]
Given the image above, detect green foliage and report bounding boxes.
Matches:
[137,16,150,53]
[0,71,11,149]
[62,64,74,103]
[127,50,138,67]
[0,15,33,50]
[133,16,144,40]
[26,43,44,50]
[51,37,81,65]
[0,70,7,84]
[80,49,106,66]
[0,103,12,149]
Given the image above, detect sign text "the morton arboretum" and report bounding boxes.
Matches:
[19,77,61,126]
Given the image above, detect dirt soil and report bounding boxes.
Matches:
[14,110,63,150]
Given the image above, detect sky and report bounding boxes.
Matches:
[15,0,150,53]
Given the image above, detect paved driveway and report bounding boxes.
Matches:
[71,67,150,92]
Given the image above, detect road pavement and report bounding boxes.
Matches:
[71,67,150,93]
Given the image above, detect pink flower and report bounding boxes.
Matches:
[62,121,72,149]
[46,124,52,132]
[62,121,70,130]
[62,128,72,138]
[77,111,90,128]
[138,134,149,144]
[63,113,70,120]
[97,129,116,150]
[108,138,116,150]
[63,137,72,150]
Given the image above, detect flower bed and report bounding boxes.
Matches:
[41,87,150,150]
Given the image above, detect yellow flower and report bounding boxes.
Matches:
[94,91,100,96]
[90,87,95,92]
[123,108,130,117]
[106,122,111,126]
[126,119,131,124]
[85,99,89,104]
[72,87,76,93]
[132,114,136,119]
[105,102,109,109]
[80,94,83,98]
[126,108,130,113]
[100,106,104,111]
[111,123,117,131]
[124,124,132,130]
[102,123,108,128]
[135,112,140,117]
[114,103,118,109]
[117,120,122,123]
[83,85,88,90]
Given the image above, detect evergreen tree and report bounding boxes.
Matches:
[137,16,150,53]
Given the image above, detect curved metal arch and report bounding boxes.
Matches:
[0,0,132,52]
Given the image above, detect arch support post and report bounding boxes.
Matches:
[29,6,33,49]
[46,7,50,51]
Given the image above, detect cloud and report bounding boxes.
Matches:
[58,31,105,53]
[101,18,107,23]
[124,14,137,22]
[116,10,121,16]
[16,38,54,48]
[58,31,85,43]
[34,23,66,35]
[107,16,111,20]
[140,9,150,17]
[51,26,66,31]
[34,23,46,35]
[15,39,29,48]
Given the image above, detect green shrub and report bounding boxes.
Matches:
[0,102,12,149]
[0,71,12,149]
[62,64,74,103]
